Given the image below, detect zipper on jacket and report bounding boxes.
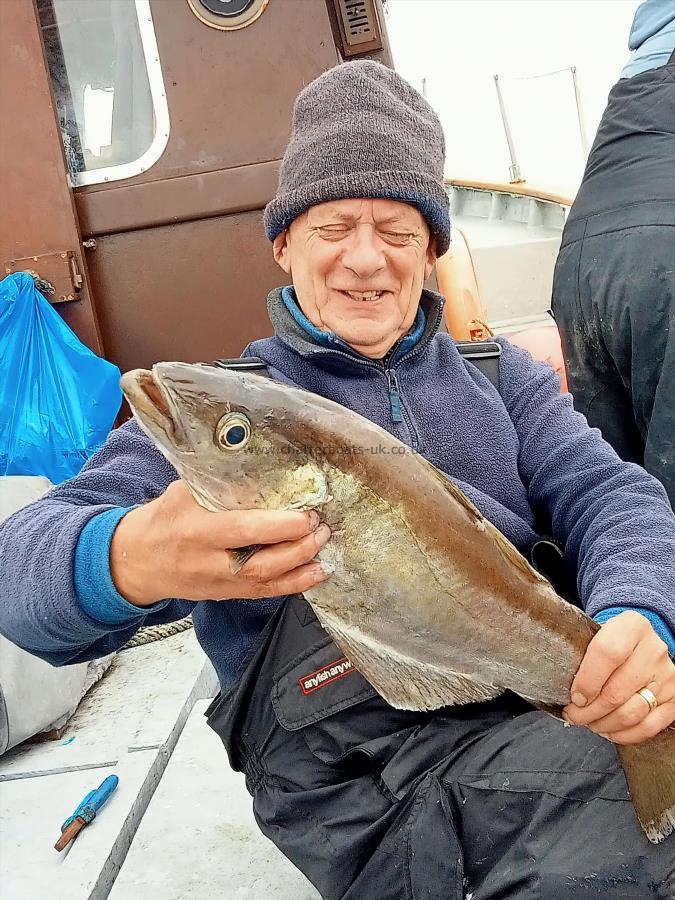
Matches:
[386,368,403,424]
[315,343,408,430]
[310,298,445,438]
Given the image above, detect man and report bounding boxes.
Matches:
[552,0,675,507]
[1,62,675,897]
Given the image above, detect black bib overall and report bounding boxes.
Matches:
[553,49,675,508]
[206,595,673,898]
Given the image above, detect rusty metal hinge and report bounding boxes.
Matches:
[4,250,85,303]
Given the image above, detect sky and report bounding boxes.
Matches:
[385,0,641,194]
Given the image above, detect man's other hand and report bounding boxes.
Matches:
[110,480,332,607]
[563,610,675,744]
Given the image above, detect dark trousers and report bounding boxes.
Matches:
[207,596,674,899]
[552,202,675,509]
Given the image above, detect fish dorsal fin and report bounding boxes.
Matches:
[311,606,503,712]
[414,455,549,586]
[415,454,485,521]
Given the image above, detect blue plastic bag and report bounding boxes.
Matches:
[0,273,122,483]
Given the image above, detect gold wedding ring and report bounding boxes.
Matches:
[637,687,658,712]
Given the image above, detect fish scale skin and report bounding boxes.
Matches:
[306,464,588,711]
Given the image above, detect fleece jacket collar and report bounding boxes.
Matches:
[266,286,445,373]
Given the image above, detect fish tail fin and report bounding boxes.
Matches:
[618,727,675,844]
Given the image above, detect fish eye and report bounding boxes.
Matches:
[216,413,251,451]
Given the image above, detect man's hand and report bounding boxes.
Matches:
[110,480,332,607]
[563,611,675,744]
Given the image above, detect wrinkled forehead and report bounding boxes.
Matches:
[304,197,427,229]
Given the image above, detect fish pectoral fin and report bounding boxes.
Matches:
[230,544,263,574]
[315,611,503,712]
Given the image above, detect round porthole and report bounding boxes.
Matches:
[186,0,269,31]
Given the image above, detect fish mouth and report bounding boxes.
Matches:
[121,368,192,452]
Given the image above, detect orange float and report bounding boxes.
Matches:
[436,227,568,392]
[506,325,568,393]
[435,227,492,343]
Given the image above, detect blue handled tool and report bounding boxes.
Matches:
[54,774,119,851]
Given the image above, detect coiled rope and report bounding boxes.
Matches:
[122,617,194,649]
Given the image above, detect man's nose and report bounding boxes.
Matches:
[341,226,386,279]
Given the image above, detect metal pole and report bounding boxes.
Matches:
[570,66,589,159]
[421,77,427,99]
[493,75,524,183]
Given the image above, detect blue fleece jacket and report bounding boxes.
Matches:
[0,288,673,690]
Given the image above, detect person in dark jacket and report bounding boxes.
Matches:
[1,61,675,898]
[552,0,675,508]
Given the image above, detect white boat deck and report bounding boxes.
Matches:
[0,631,318,900]
[450,183,566,325]
[109,700,319,900]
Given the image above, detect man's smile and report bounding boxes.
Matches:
[333,289,390,303]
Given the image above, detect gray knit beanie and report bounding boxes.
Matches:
[264,61,450,255]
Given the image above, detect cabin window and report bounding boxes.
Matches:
[37,0,169,186]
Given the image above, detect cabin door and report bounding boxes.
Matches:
[0,0,104,354]
[1,0,392,369]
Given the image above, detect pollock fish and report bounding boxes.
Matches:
[121,361,675,844]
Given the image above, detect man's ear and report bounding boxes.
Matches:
[273,230,292,274]
[424,237,438,280]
